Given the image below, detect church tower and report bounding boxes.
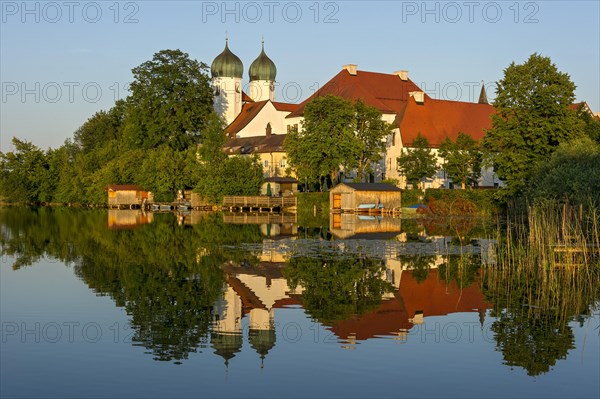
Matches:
[249,39,277,102]
[211,37,243,125]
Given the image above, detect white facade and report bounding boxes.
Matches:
[213,76,242,126]
[235,102,289,138]
[249,80,275,102]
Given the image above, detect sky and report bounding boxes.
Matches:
[1,0,599,152]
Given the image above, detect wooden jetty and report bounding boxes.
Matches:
[223,212,297,225]
[222,196,297,212]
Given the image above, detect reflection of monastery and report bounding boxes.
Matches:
[211,262,304,367]
[208,237,490,366]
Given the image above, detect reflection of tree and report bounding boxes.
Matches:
[438,254,480,287]
[284,255,393,323]
[398,255,434,283]
[483,241,598,377]
[0,208,263,362]
[489,308,575,376]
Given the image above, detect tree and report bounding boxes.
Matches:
[526,137,600,205]
[439,132,482,189]
[482,53,585,197]
[285,95,357,188]
[73,100,126,153]
[194,115,263,203]
[0,138,50,202]
[577,105,600,144]
[124,49,215,151]
[396,133,437,189]
[354,100,392,180]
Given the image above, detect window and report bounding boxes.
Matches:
[392,132,396,146]
[264,160,269,168]
[280,159,286,168]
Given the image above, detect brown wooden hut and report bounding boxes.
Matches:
[330,183,401,213]
[107,185,153,209]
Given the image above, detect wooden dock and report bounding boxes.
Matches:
[222,196,297,212]
[223,212,297,225]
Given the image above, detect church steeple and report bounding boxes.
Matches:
[211,36,244,125]
[249,38,276,101]
[478,81,489,104]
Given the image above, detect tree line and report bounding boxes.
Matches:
[0,49,263,204]
[2,51,599,205]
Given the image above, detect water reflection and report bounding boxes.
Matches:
[1,207,598,378]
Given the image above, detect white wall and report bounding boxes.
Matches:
[236,101,289,138]
[213,77,243,126]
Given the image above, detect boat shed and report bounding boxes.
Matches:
[107,184,153,209]
[330,183,401,213]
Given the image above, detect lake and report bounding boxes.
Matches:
[1,207,598,398]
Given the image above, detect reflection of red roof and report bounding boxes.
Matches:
[325,269,490,342]
[400,269,490,319]
[398,97,495,147]
[287,69,428,118]
[329,298,413,341]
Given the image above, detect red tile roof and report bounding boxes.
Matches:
[272,101,298,112]
[398,97,496,147]
[225,100,269,136]
[286,69,428,118]
[242,91,254,102]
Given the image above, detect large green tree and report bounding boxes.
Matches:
[482,53,585,197]
[439,132,482,189]
[285,95,357,187]
[124,49,215,151]
[396,133,438,189]
[354,99,392,180]
[285,95,391,187]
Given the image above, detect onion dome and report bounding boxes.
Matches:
[211,331,243,367]
[249,40,277,81]
[211,38,243,79]
[249,328,276,368]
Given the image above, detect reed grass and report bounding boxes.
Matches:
[484,202,600,321]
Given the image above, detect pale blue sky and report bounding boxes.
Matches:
[1,0,599,151]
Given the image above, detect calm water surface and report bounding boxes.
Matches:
[1,208,598,398]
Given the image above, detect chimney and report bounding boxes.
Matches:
[394,70,409,81]
[409,91,425,104]
[343,64,357,75]
[265,122,272,137]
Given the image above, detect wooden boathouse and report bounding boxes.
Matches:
[330,183,401,214]
[107,185,153,209]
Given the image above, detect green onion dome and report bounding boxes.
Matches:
[249,41,277,81]
[211,39,243,79]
